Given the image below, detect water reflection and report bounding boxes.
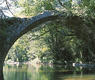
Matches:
[3,64,95,80]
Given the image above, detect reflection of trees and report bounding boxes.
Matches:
[3,64,56,80]
[4,65,29,80]
[14,67,28,80]
[3,64,95,80]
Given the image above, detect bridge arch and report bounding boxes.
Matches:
[0,11,59,79]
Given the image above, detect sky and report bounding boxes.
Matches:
[0,0,80,17]
[0,0,20,17]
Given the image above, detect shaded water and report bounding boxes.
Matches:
[3,64,95,80]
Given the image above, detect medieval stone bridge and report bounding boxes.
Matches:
[0,11,60,79]
[0,11,95,80]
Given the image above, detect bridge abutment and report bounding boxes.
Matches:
[0,60,4,80]
[0,53,6,80]
[0,37,11,80]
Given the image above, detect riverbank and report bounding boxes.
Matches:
[4,59,53,66]
[4,59,95,69]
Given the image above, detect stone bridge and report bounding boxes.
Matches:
[0,11,60,79]
[0,11,95,80]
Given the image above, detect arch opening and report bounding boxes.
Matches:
[5,21,76,65]
[0,11,59,79]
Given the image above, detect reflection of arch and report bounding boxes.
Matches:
[0,11,59,79]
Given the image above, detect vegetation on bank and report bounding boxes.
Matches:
[1,0,95,64]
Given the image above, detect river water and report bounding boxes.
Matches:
[3,64,95,80]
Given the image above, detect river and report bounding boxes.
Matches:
[3,64,95,80]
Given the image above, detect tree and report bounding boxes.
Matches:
[5,0,95,64]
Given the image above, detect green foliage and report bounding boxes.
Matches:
[16,0,55,16]
[7,35,30,62]
[5,0,95,64]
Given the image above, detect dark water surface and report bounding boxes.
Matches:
[3,64,95,80]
